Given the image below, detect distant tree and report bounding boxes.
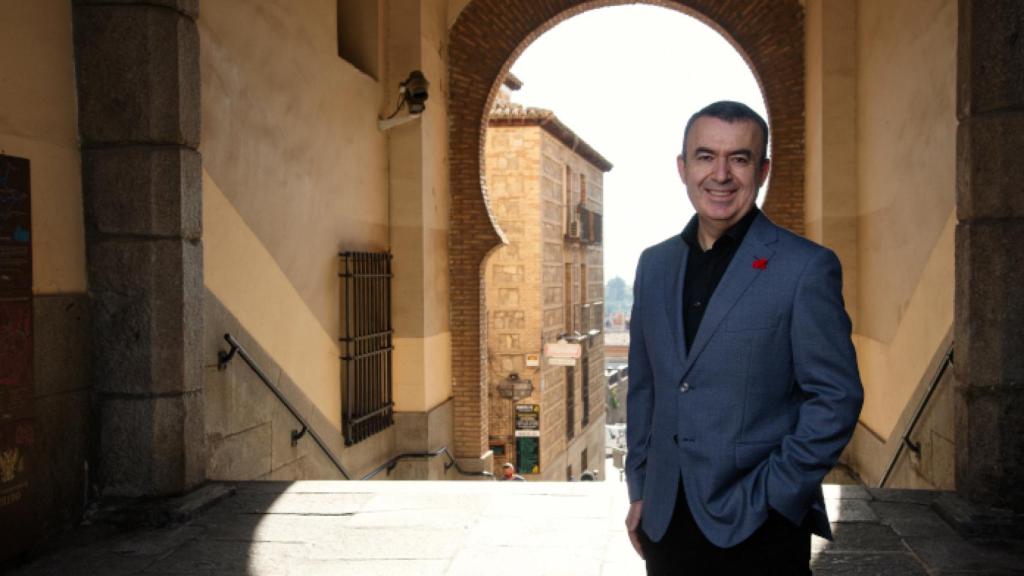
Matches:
[604,276,633,315]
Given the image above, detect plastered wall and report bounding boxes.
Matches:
[388,0,454,415]
[0,1,86,294]
[200,0,390,432]
[200,1,455,479]
[854,0,956,440]
[805,0,956,487]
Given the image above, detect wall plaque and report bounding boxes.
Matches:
[0,155,32,295]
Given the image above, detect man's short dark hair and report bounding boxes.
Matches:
[682,100,769,163]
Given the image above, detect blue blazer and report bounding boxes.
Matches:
[626,213,863,548]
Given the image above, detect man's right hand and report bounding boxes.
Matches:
[625,500,645,559]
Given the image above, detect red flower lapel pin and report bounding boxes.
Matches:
[752,257,768,270]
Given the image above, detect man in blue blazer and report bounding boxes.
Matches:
[625,101,863,574]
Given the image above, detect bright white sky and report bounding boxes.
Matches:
[509,5,767,283]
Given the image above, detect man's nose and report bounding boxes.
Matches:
[713,157,730,181]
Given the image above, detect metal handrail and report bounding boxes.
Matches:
[361,446,496,480]
[878,341,954,487]
[218,333,352,480]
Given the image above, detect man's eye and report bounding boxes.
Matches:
[730,156,750,166]
[696,154,713,162]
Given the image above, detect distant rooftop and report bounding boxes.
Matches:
[489,84,613,173]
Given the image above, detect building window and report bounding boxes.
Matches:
[339,251,393,445]
[581,448,588,473]
[563,166,573,235]
[564,263,574,332]
[581,350,590,427]
[337,0,380,79]
[566,366,575,441]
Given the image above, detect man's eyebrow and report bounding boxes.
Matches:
[691,147,754,158]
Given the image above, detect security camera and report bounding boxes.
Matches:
[401,70,429,114]
[378,70,430,131]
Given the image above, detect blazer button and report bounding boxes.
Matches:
[672,434,679,445]
[680,382,691,392]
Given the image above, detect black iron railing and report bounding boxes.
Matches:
[219,333,352,480]
[878,341,954,487]
[360,446,496,480]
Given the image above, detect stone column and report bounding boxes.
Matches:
[73,0,205,497]
[955,0,1024,511]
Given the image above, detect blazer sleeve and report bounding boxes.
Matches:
[766,248,864,525]
[625,250,655,503]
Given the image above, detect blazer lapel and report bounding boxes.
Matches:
[681,214,778,376]
[662,236,689,366]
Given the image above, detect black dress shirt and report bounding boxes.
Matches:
[681,207,760,349]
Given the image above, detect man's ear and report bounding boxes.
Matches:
[676,154,687,182]
[757,157,771,187]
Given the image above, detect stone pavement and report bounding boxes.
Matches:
[8,475,1024,575]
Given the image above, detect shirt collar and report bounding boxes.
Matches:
[681,206,760,251]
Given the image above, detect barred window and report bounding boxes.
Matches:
[339,251,393,445]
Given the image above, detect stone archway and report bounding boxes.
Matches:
[448,0,805,460]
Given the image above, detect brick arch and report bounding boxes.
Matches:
[448,0,805,459]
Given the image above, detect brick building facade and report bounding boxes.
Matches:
[484,88,610,480]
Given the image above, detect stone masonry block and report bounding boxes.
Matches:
[958,0,1024,116]
[74,4,199,146]
[89,238,202,396]
[83,146,201,238]
[954,221,1024,388]
[33,294,90,397]
[955,384,1024,511]
[203,362,274,440]
[270,390,310,471]
[206,422,272,481]
[73,0,198,19]
[956,112,1024,219]
[99,391,205,497]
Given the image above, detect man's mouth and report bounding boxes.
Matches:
[705,188,736,198]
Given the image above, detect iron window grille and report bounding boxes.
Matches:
[339,251,394,445]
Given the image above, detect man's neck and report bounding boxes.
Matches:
[695,208,757,251]
[696,218,731,251]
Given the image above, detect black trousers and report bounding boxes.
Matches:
[639,487,812,576]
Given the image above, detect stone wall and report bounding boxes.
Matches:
[483,122,606,479]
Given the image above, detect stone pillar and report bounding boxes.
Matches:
[73,0,205,497]
[955,0,1024,511]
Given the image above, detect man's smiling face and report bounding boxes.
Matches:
[678,116,770,236]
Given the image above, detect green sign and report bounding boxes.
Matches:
[516,436,539,475]
[514,404,540,474]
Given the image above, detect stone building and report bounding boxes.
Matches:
[2,0,1022,562]
[483,86,610,480]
